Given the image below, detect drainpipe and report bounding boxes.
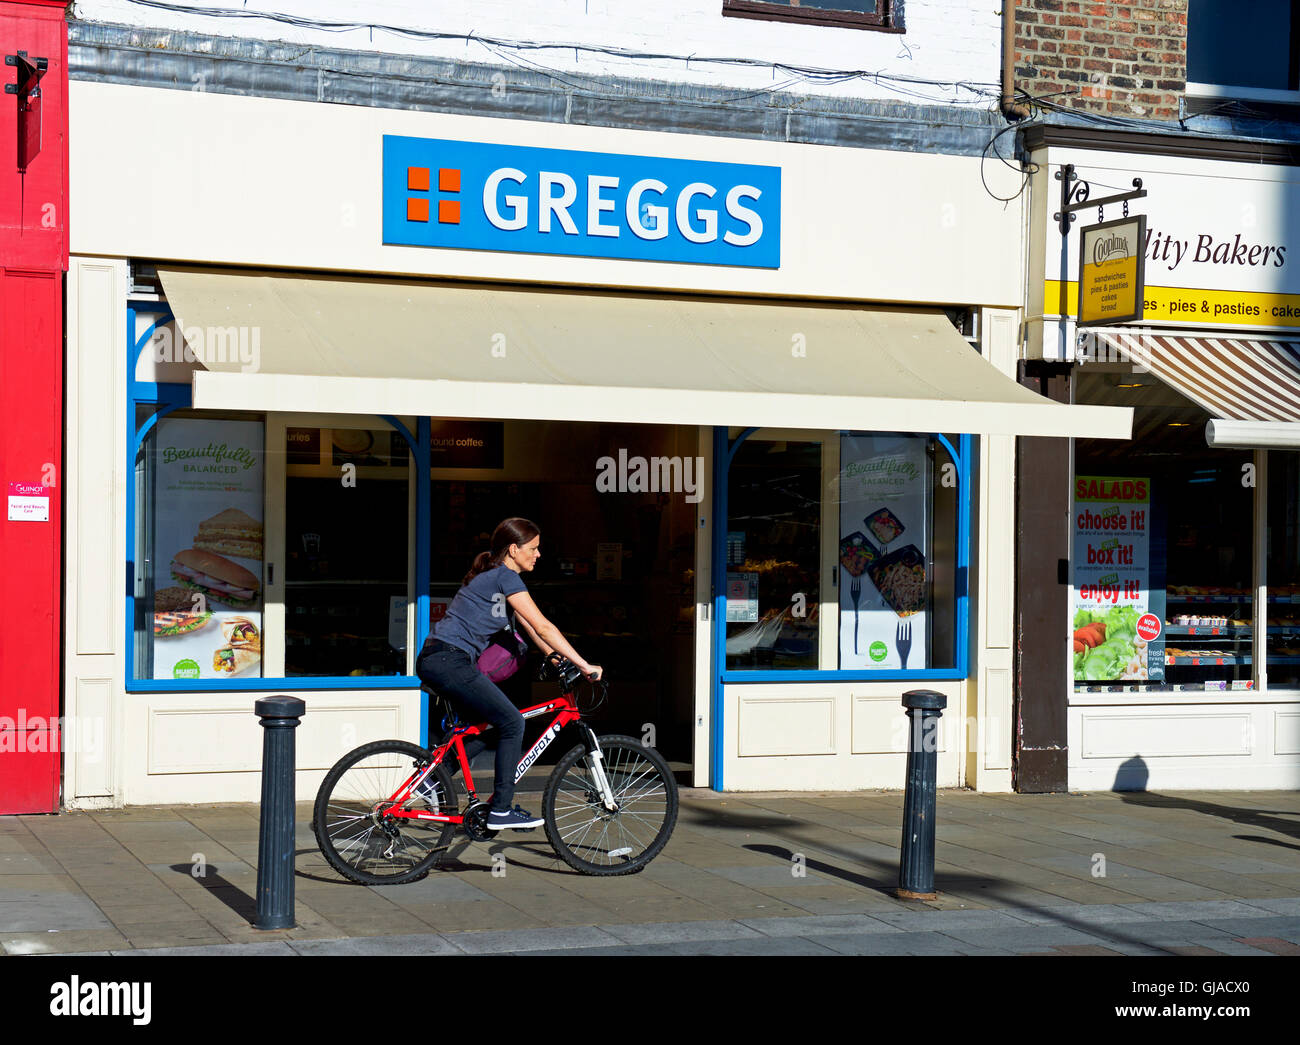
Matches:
[1002,0,1031,120]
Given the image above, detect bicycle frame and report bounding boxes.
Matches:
[380,690,615,824]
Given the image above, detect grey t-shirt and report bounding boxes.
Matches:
[433,564,528,659]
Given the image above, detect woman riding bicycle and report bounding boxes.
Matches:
[416,517,602,831]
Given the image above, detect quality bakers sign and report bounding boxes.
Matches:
[1078,216,1146,326]
[382,135,780,267]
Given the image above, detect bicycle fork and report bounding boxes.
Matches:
[579,725,619,813]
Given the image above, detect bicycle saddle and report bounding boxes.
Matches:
[420,682,464,732]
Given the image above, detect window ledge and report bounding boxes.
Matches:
[721,1,904,33]
[1185,81,1300,106]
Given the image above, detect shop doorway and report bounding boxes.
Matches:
[428,420,700,774]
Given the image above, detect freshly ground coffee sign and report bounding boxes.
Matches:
[1078,216,1146,325]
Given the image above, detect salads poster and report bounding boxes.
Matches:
[149,418,265,680]
[838,434,929,669]
[1072,475,1164,683]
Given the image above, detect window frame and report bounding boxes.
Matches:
[124,300,427,692]
[713,425,970,684]
[721,0,905,34]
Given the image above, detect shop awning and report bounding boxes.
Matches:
[159,267,1131,439]
[1095,330,1300,426]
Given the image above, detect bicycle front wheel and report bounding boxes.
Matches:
[313,740,457,885]
[542,734,678,876]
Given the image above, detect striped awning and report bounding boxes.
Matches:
[1094,331,1300,422]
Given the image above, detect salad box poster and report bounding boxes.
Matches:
[1072,475,1165,684]
[150,418,265,680]
[838,434,929,669]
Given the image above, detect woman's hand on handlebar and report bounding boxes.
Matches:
[584,665,603,682]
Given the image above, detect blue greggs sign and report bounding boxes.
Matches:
[382,135,780,268]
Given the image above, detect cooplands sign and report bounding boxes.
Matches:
[382,135,780,268]
[1078,215,1145,326]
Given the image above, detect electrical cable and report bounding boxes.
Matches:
[110,0,1005,107]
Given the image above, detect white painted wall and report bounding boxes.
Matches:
[73,0,1003,107]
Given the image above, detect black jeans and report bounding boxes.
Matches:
[416,638,524,813]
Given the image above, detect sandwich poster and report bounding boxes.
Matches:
[838,435,929,670]
[150,418,264,680]
[1071,475,1164,684]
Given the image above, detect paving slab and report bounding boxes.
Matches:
[442,925,623,954]
[289,933,460,956]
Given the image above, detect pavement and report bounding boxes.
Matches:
[2,787,1300,956]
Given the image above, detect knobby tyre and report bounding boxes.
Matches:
[312,740,457,885]
[542,734,678,876]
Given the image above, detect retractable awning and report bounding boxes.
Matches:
[1093,330,1300,448]
[159,267,1131,439]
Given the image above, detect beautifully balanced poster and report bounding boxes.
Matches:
[150,418,264,680]
[838,434,929,669]
[1072,475,1164,684]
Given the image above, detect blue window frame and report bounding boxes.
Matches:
[709,426,972,788]
[124,303,433,731]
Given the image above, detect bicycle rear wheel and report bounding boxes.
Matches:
[313,740,457,885]
[542,734,678,876]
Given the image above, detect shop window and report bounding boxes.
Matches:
[1074,371,1254,693]
[722,430,967,675]
[725,439,822,670]
[721,0,904,32]
[1266,452,1300,688]
[837,434,960,670]
[283,426,411,677]
[133,411,267,682]
[1187,0,1299,93]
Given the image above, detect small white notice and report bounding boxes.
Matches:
[8,481,50,522]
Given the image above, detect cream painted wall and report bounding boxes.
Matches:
[68,81,1023,307]
[64,257,130,808]
[721,680,964,791]
[967,307,1019,793]
[1069,698,1300,791]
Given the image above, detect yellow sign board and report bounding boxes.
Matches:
[1078,216,1146,325]
[1045,280,1300,328]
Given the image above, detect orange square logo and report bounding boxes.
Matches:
[439,168,461,193]
[407,198,430,222]
[407,166,430,191]
[438,200,461,224]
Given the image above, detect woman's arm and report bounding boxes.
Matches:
[508,590,601,679]
[515,613,552,656]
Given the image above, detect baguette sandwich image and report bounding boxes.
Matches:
[193,508,263,560]
[212,615,261,676]
[170,548,261,609]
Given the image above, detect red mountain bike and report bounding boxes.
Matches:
[312,653,678,884]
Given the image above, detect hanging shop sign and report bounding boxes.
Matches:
[1078,216,1146,326]
[382,136,781,268]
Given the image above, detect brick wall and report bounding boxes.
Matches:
[1015,0,1187,120]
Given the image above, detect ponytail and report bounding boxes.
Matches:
[461,517,540,587]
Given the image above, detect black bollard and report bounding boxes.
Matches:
[896,689,946,901]
[254,696,305,930]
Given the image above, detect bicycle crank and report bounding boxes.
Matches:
[462,800,493,842]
